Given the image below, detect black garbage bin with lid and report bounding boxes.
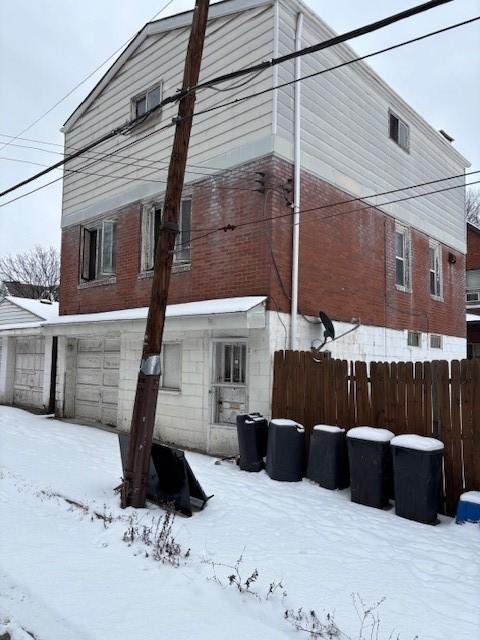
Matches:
[347,427,394,509]
[266,419,305,482]
[391,434,444,524]
[306,425,349,490]
[236,413,269,472]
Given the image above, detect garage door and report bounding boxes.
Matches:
[74,337,120,426]
[14,336,45,408]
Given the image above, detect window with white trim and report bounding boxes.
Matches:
[389,110,409,151]
[132,83,162,119]
[430,334,442,349]
[141,198,192,271]
[395,225,411,290]
[160,343,181,391]
[429,241,442,298]
[81,220,117,281]
[407,331,421,347]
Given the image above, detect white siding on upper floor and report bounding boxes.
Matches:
[274,0,469,253]
[62,3,275,227]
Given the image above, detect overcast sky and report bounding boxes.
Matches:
[0,0,479,257]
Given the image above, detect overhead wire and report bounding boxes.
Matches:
[0,0,177,154]
[1,0,468,199]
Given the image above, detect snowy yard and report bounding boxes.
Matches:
[0,407,478,640]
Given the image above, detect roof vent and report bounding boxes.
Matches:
[39,298,53,305]
[439,129,454,143]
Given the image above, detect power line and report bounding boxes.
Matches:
[0,0,177,154]
[191,171,479,233]
[0,0,458,199]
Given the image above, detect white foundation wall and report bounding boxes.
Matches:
[268,311,467,362]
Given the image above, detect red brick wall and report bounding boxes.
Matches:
[466,224,480,270]
[59,155,466,337]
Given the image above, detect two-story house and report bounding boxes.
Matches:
[466,221,480,357]
[46,0,469,454]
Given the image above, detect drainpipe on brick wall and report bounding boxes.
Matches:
[291,11,303,350]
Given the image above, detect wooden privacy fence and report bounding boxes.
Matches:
[271,351,480,516]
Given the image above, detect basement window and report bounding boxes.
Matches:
[407,331,421,348]
[81,220,117,282]
[141,198,192,271]
[430,334,443,349]
[132,83,162,119]
[389,111,409,151]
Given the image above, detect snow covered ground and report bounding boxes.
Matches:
[0,406,478,640]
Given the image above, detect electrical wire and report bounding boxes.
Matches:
[1,3,470,199]
[0,0,177,154]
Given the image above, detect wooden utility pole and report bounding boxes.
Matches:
[122,0,210,508]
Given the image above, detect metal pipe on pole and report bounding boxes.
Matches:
[291,11,303,351]
[121,0,210,509]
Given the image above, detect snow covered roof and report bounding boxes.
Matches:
[466,313,480,323]
[47,296,266,326]
[6,296,59,321]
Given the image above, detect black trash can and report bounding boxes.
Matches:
[391,434,444,525]
[236,413,269,472]
[266,419,305,482]
[347,427,394,509]
[306,425,349,490]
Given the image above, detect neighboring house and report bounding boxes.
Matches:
[1,280,59,301]
[466,222,480,358]
[50,0,469,454]
[0,297,59,410]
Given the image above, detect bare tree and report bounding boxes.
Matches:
[0,245,60,301]
[466,188,480,226]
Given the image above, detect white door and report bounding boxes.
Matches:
[13,336,45,408]
[212,342,247,425]
[74,337,120,426]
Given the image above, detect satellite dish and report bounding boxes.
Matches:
[319,311,335,341]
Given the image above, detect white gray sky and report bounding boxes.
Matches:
[0,0,479,257]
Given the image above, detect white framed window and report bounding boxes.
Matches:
[81,220,117,281]
[141,198,192,271]
[407,331,421,347]
[389,110,409,151]
[429,241,443,299]
[430,334,443,349]
[395,225,411,290]
[160,343,181,391]
[132,83,162,119]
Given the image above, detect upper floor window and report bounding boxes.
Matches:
[429,241,442,299]
[81,220,117,282]
[395,225,411,291]
[389,111,409,151]
[132,83,162,119]
[141,198,192,271]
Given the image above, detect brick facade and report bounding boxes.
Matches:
[59,155,465,338]
[466,224,480,271]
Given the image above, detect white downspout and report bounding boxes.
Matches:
[291,11,303,350]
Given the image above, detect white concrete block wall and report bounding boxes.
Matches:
[0,337,15,404]
[268,311,466,363]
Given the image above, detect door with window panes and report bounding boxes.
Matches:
[212,342,247,424]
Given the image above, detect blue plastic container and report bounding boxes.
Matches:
[456,492,480,524]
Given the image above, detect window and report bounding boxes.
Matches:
[395,226,411,290]
[160,343,181,390]
[81,220,117,281]
[389,111,409,151]
[141,198,192,271]
[133,83,162,119]
[407,331,421,347]
[215,342,247,384]
[430,334,442,349]
[429,241,442,298]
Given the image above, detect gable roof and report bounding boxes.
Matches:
[2,280,58,300]
[62,0,270,133]
[5,297,59,321]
